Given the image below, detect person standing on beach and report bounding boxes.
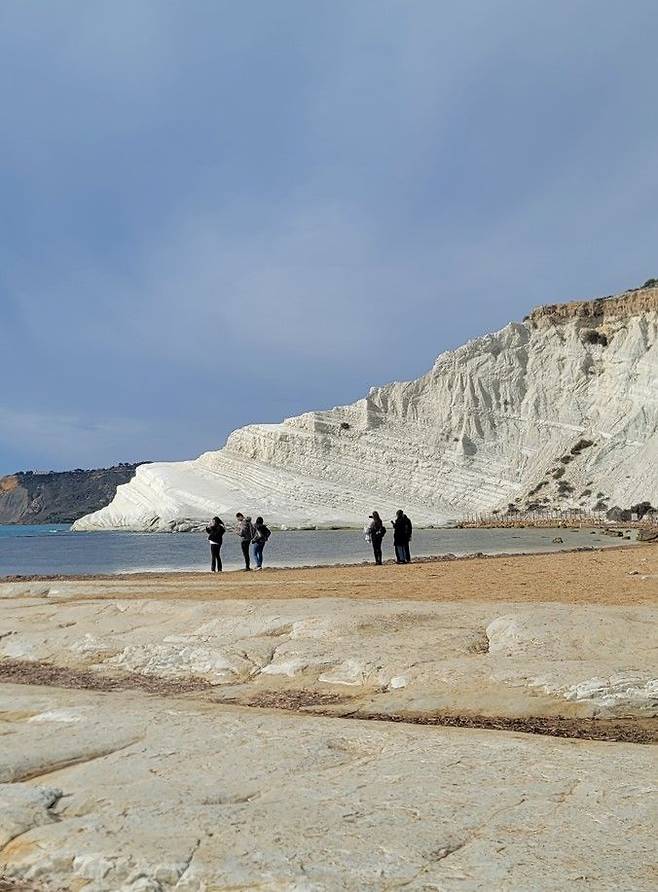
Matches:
[393,509,412,563]
[235,513,254,570]
[367,511,386,565]
[206,516,226,572]
[251,516,271,570]
[403,511,413,563]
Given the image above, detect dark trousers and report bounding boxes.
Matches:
[210,543,222,572]
[404,542,411,563]
[394,544,406,563]
[240,539,251,569]
[372,539,383,565]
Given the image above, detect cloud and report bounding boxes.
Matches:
[0,407,148,471]
[121,201,406,360]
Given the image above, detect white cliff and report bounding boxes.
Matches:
[74,284,658,531]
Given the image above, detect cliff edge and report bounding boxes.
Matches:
[527,280,658,323]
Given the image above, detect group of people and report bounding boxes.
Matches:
[206,512,271,572]
[365,509,413,565]
[205,508,413,572]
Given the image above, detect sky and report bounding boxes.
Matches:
[1,0,658,474]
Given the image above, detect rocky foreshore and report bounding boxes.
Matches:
[1,547,657,889]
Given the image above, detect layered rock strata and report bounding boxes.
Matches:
[74,284,658,531]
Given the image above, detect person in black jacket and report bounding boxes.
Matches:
[367,511,386,565]
[392,509,412,563]
[403,511,413,563]
[206,517,226,572]
[392,510,406,563]
[251,516,271,570]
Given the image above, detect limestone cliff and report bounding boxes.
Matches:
[0,464,147,525]
[73,283,658,531]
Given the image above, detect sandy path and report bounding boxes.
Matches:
[5,544,657,605]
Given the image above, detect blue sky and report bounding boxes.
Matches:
[1,1,657,474]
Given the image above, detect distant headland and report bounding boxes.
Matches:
[0,463,149,525]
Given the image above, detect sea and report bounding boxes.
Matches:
[0,524,635,577]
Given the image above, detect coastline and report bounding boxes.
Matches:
[2,523,639,578]
[0,537,644,582]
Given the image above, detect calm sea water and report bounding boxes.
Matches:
[0,524,633,577]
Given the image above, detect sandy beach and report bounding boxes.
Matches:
[5,541,656,606]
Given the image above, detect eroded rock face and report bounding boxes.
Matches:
[1,593,656,718]
[1,684,657,891]
[73,285,658,531]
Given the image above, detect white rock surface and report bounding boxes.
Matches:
[2,592,656,717]
[0,783,62,850]
[73,286,658,531]
[1,684,657,891]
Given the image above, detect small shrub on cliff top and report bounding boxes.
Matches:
[642,278,658,288]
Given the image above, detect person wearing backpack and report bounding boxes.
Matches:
[251,516,271,570]
[366,511,386,565]
[206,516,226,572]
[235,512,255,570]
